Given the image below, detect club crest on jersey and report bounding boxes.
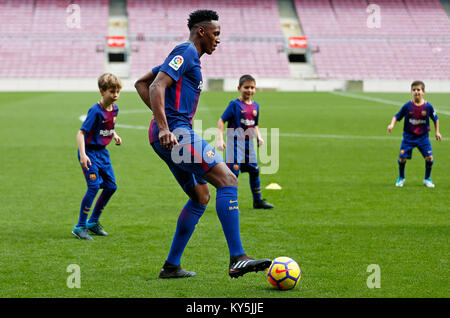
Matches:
[169,55,184,71]
[253,110,257,116]
[233,164,240,171]
[89,173,97,181]
[206,150,215,158]
[421,110,427,116]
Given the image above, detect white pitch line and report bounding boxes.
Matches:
[330,91,450,116]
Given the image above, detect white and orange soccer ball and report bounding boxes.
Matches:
[267,257,301,290]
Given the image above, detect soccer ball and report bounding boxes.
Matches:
[267,257,301,290]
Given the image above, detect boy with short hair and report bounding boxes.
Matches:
[387,80,442,188]
[217,74,274,209]
[72,73,123,240]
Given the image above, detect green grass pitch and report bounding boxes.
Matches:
[0,90,448,298]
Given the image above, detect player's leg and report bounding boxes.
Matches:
[73,150,100,240]
[203,163,272,278]
[241,163,274,209]
[152,140,208,278]
[418,139,435,187]
[396,140,411,187]
[87,149,117,236]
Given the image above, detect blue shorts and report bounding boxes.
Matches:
[78,147,116,189]
[226,137,259,176]
[151,127,223,194]
[399,136,433,159]
[227,162,260,176]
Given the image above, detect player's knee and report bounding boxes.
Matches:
[87,184,100,194]
[398,158,407,163]
[425,156,433,162]
[198,192,210,206]
[105,184,117,194]
[226,171,238,187]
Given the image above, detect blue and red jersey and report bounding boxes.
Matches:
[221,98,259,138]
[81,102,119,148]
[149,42,202,144]
[395,101,438,139]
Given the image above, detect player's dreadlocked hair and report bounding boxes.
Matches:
[187,10,219,30]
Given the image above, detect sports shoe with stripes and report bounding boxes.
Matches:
[229,255,272,278]
[158,264,197,279]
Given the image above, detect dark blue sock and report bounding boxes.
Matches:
[249,172,262,201]
[76,186,99,227]
[425,160,433,179]
[88,186,116,224]
[166,199,206,266]
[216,186,245,257]
[398,160,406,179]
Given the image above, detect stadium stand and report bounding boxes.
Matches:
[0,0,448,80]
[0,0,107,78]
[294,0,450,79]
[127,0,291,78]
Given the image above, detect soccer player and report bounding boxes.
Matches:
[216,74,274,209]
[72,73,123,240]
[387,80,442,188]
[134,10,271,279]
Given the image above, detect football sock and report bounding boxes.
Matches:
[88,187,116,224]
[249,172,262,201]
[398,160,406,179]
[216,186,246,257]
[166,199,206,266]
[76,186,99,227]
[425,160,433,179]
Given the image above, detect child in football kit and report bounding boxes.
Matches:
[217,74,274,209]
[72,73,123,240]
[387,80,442,188]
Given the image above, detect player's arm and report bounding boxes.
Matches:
[387,116,397,133]
[113,131,122,145]
[77,130,91,170]
[217,118,226,151]
[135,70,157,111]
[254,125,264,147]
[434,119,442,141]
[149,71,178,150]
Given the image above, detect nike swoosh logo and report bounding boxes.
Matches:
[229,200,238,204]
[275,268,292,274]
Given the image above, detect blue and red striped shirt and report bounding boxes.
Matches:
[395,101,438,138]
[149,42,202,144]
[81,102,118,148]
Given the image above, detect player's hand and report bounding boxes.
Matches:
[80,155,91,171]
[387,124,394,133]
[114,134,122,145]
[216,140,226,151]
[159,129,178,150]
[436,132,442,141]
[257,137,264,147]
